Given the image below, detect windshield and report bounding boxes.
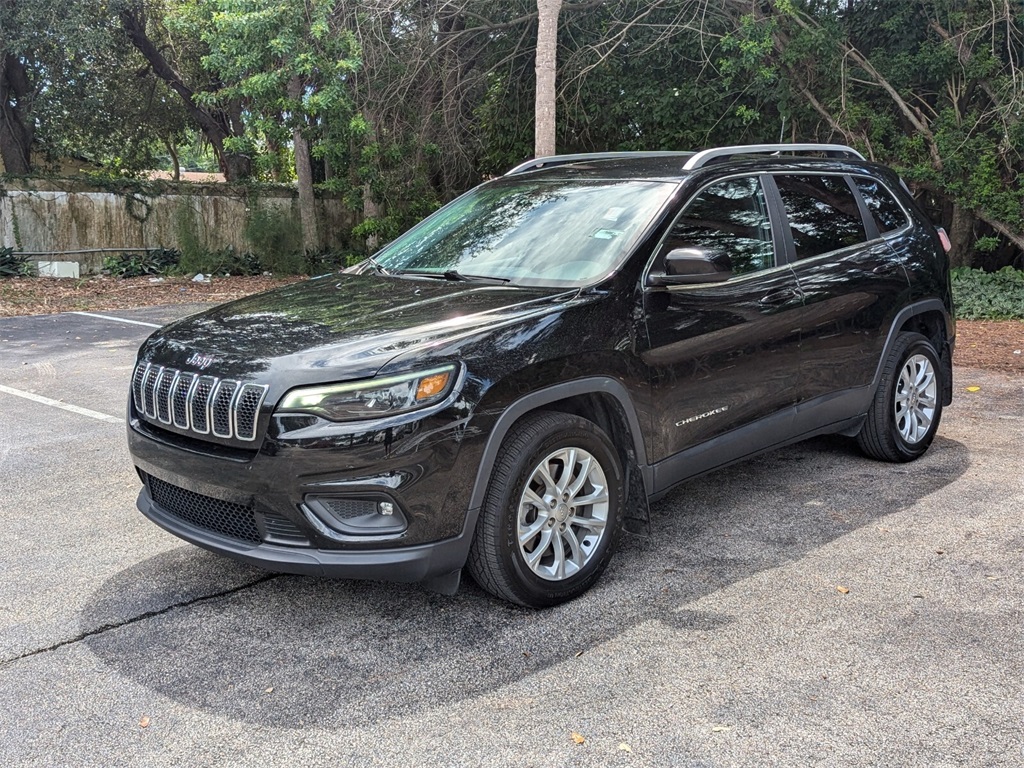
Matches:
[371,177,676,287]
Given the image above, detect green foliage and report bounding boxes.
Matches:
[0,247,35,278]
[173,198,209,275]
[194,0,360,183]
[305,249,363,276]
[244,205,305,274]
[102,248,181,278]
[951,267,1024,319]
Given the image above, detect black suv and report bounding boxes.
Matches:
[127,144,954,607]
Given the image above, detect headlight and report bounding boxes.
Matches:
[276,365,458,422]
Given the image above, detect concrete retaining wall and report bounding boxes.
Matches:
[0,179,354,273]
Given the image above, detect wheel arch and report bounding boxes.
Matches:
[877,300,955,406]
[466,378,650,524]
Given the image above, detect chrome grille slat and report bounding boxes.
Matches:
[156,370,176,424]
[143,365,161,418]
[190,375,216,434]
[211,380,239,438]
[171,373,195,429]
[131,362,268,443]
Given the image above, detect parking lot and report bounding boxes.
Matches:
[1,305,1021,767]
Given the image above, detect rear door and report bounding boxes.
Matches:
[768,172,911,404]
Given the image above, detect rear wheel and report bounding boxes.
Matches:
[857,331,943,462]
[467,411,624,607]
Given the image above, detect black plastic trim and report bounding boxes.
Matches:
[467,377,650,517]
[871,299,953,393]
[650,389,871,499]
[138,486,469,582]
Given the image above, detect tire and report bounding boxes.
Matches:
[857,331,943,462]
[467,411,625,607]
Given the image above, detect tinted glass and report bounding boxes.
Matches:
[665,176,774,276]
[374,178,676,287]
[775,175,866,259]
[854,176,908,234]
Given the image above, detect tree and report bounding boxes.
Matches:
[116,0,253,181]
[1,0,189,174]
[739,0,1024,267]
[534,0,561,157]
[196,0,360,251]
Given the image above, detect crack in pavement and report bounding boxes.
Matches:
[0,574,280,667]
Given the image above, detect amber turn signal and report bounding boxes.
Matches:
[416,371,451,401]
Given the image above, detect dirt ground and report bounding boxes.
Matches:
[1,275,1021,373]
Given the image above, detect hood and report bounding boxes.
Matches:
[139,273,576,382]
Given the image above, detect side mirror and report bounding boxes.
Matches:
[649,247,733,286]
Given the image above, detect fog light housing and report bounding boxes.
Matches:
[303,495,408,537]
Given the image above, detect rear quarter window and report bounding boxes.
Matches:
[853,176,910,234]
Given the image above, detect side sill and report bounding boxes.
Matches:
[649,388,871,500]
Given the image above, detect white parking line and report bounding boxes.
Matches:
[70,311,162,329]
[0,384,122,424]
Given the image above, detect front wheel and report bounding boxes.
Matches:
[857,331,944,462]
[467,411,624,607]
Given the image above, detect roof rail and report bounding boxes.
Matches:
[505,151,692,176]
[682,143,865,170]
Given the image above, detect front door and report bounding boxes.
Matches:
[642,174,806,466]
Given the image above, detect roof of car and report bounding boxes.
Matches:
[504,144,869,182]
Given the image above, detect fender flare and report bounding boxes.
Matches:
[464,377,649,526]
[871,299,954,402]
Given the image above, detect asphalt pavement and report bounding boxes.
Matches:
[0,305,1021,767]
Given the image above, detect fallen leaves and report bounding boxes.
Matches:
[965,386,981,392]
[618,742,632,753]
[711,725,733,732]
[836,585,850,594]
[0,275,305,318]
[138,716,150,728]
[570,732,586,745]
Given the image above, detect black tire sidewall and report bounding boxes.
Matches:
[492,421,624,606]
[884,336,943,459]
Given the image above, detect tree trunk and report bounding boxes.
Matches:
[363,182,382,253]
[119,6,252,181]
[534,0,562,158]
[0,53,33,174]
[288,75,319,253]
[947,203,976,269]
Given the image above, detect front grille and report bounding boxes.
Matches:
[145,475,310,547]
[148,475,261,544]
[132,362,268,442]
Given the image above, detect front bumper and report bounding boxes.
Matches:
[137,484,472,585]
[127,393,490,585]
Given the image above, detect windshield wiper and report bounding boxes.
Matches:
[393,269,510,284]
[365,255,390,275]
[443,269,510,284]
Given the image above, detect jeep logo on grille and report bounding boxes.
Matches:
[186,352,218,370]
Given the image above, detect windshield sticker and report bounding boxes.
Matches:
[602,207,625,221]
[592,229,624,240]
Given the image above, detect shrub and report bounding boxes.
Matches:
[951,266,1024,320]
[103,248,181,278]
[174,198,210,275]
[306,249,363,275]
[244,204,305,275]
[0,247,35,278]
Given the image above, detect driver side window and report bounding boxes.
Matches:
[664,176,775,276]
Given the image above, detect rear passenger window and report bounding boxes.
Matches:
[666,176,775,276]
[853,176,909,234]
[775,175,866,259]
